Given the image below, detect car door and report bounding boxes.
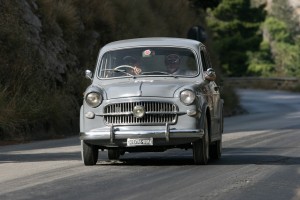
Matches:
[200,47,221,140]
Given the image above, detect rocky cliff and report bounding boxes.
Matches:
[18,0,84,85]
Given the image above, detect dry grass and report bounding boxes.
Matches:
[0,0,81,140]
[109,0,202,39]
[37,0,80,38]
[74,0,115,30]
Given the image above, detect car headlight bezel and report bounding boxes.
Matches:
[180,90,196,105]
[85,92,102,108]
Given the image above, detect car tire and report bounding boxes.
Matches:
[209,139,222,160]
[193,117,209,165]
[108,149,120,160]
[81,141,98,166]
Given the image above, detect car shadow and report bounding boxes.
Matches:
[98,155,300,166]
[97,147,300,166]
[215,147,300,165]
[1,147,299,166]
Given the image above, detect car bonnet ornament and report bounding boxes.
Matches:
[133,105,145,118]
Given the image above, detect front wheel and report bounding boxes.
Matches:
[81,141,98,166]
[193,117,209,165]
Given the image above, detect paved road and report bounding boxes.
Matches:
[0,89,299,200]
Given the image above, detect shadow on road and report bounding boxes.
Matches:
[96,147,300,166]
[218,154,300,165]
[1,146,299,166]
[0,152,81,164]
[100,157,195,166]
[98,155,300,166]
[218,147,300,165]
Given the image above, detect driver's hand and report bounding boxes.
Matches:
[133,66,142,75]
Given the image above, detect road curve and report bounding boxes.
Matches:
[0,89,299,200]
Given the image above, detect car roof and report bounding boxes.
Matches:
[100,37,204,53]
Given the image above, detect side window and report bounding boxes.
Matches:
[203,49,212,69]
[200,49,208,71]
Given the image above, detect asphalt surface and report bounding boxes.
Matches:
[0,89,299,200]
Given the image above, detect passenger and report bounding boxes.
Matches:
[165,54,197,75]
[165,54,182,74]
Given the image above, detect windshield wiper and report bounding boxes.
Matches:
[100,69,135,77]
[141,71,177,77]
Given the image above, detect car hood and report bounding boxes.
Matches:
[102,80,189,99]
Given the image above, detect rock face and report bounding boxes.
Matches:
[264,0,300,22]
[17,0,80,85]
[289,0,300,21]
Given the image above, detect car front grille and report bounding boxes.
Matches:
[104,101,178,125]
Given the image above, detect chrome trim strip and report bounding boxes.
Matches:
[165,123,170,142]
[98,111,186,116]
[80,128,204,141]
[110,125,114,143]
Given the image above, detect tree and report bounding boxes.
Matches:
[247,41,275,77]
[249,16,300,77]
[271,0,300,38]
[207,0,266,76]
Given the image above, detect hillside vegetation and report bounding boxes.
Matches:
[6,0,297,142]
[248,0,300,78]
[2,0,239,141]
[207,0,300,79]
[3,0,298,142]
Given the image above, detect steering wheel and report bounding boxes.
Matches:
[114,65,142,75]
[114,65,135,71]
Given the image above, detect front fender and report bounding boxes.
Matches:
[200,103,209,130]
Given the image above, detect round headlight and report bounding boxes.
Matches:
[85,92,102,107]
[180,90,196,105]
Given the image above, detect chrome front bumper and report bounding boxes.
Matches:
[80,124,204,144]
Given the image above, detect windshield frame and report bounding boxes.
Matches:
[95,46,200,80]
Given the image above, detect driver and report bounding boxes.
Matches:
[122,56,142,75]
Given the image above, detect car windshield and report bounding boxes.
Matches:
[97,47,198,78]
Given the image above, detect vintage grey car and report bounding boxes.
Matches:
[80,37,223,165]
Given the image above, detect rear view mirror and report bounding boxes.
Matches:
[85,70,93,81]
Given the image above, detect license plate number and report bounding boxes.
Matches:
[127,138,153,146]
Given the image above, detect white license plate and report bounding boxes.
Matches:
[127,138,153,146]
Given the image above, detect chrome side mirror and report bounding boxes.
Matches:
[204,68,216,82]
[85,70,93,81]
